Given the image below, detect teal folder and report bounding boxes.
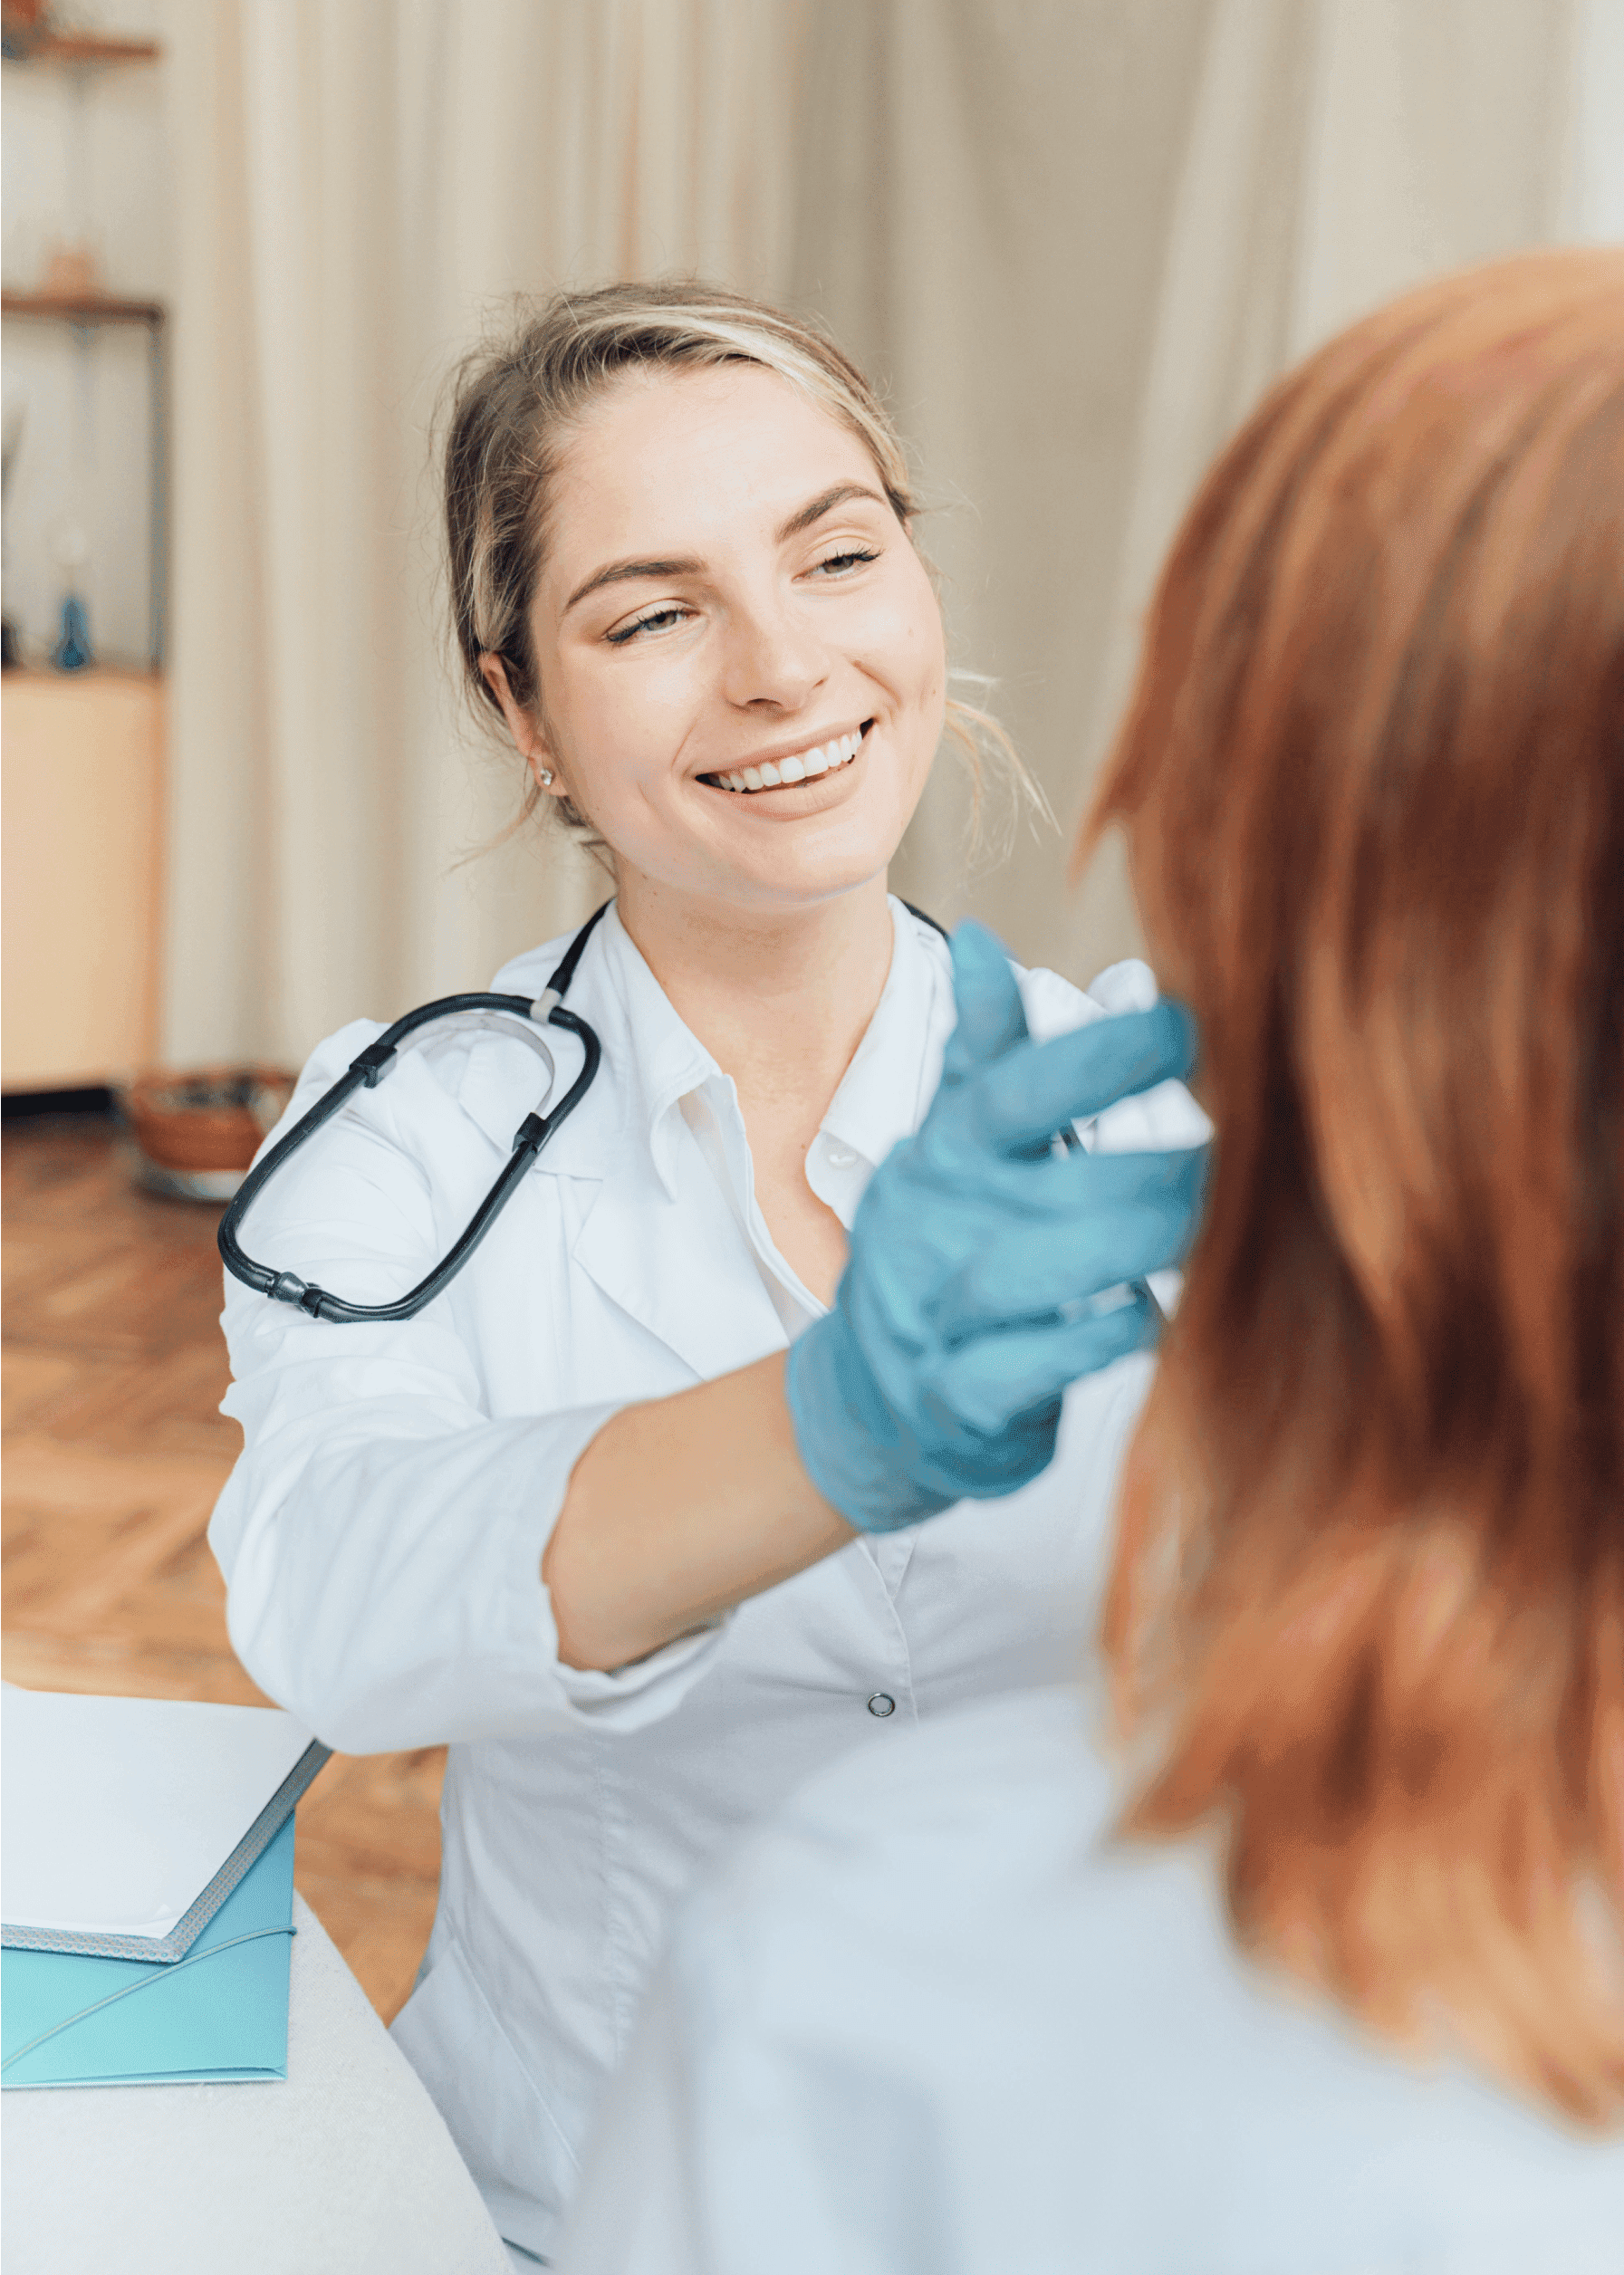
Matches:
[1,1816,296,2090]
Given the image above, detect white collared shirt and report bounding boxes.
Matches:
[210,898,1204,2262]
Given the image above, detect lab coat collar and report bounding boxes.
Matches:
[566,910,787,1377]
[467,896,953,1187]
[589,909,729,1205]
[516,901,952,1203]
[820,900,953,1176]
[468,898,953,1387]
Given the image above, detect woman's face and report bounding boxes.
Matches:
[496,363,947,916]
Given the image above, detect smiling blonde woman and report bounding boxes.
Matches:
[209,281,1207,2267]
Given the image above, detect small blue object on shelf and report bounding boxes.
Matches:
[1,1816,297,2090]
[53,591,93,672]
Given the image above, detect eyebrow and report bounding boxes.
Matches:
[561,482,891,617]
[775,481,890,540]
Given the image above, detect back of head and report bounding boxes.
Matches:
[1092,247,1624,2123]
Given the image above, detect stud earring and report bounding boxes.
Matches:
[537,768,554,786]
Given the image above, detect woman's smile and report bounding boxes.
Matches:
[697,720,873,801]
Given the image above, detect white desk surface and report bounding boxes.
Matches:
[3,1895,511,2275]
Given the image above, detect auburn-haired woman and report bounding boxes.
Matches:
[558,248,1624,2271]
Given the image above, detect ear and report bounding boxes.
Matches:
[479,654,565,799]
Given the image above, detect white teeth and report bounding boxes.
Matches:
[715,729,867,794]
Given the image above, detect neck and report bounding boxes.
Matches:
[613,869,896,1111]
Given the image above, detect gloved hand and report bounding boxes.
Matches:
[784,921,1207,1532]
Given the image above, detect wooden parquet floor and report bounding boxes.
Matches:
[2,1116,444,2021]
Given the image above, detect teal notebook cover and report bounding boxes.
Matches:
[1,1816,296,2090]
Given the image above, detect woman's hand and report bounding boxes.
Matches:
[784,922,1206,1533]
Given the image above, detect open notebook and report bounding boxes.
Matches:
[1,1687,328,1963]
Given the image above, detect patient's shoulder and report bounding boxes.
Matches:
[676,1686,1624,2270]
[702,1686,1113,1953]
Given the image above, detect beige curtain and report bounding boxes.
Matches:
[792,0,1611,984]
[162,0,1617,1067]
[164,0,809,1064]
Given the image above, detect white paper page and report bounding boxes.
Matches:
[1,1687,315,1939]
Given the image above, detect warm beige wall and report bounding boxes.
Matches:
[163,0,810,1070]
[158,0,1619,1069]
[2,670,164,1089]
[789,0,1601,984]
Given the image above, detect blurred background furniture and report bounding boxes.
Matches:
[0,7,164,680]
[2,2,167,1101]
[1,667,163,1091]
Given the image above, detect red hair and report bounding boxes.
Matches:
[1090,248,1624,2121]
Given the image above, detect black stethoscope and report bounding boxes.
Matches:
[219,898,951,1327]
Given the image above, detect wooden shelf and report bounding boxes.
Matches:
[2,289,164,327]
[3,662,163,686]
[2,29,159,66]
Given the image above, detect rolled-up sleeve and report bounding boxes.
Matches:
[210,1028,726,1755]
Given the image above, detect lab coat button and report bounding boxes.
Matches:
[867,1693,896,1718]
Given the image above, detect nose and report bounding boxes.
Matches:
[718,585,830,715]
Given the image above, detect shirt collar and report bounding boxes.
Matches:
[497,896,955,1199]
[591,907,726,1202]
[606,900,956,1200]
[819,898,954,1170]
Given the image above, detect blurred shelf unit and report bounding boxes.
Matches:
[1,3,159,67]
[2,290,163,326]
[2,12,170,1093]
[2,667,165,1092]
[2,293,169,667]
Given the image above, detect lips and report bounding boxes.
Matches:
[700,724,869,794]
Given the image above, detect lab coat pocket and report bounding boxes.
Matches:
[391,1934,579,2257]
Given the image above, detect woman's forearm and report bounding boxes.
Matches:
[543,1352,855,1671]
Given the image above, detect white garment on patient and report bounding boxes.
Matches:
[559,1686,1624,2275]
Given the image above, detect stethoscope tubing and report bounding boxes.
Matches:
[218,906,610,1324]
[218,896,1159,1334]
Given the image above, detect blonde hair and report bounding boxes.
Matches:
[441,279,1045,852]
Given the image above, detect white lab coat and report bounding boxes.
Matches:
[558,1688,1624,2275]
[210,899,1204,2262]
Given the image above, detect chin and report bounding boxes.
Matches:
[734,814,909,904]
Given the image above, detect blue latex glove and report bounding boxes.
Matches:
[784,921,1207,1532]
